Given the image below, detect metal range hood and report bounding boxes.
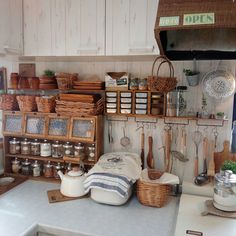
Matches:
[155,0,236,60]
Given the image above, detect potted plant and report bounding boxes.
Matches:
[216,112,226,120]
[39,69,57,89]
[221,160,236,174]
[183,69,200,86]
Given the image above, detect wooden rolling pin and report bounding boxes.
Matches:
[147,136,154,169]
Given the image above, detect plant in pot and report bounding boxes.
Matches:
[183,69,200,86]
[216,112,226,120]
[39,69,57,89]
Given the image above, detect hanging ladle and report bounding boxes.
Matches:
[120,127,130,147]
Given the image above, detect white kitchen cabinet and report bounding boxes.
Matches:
[0,0,22,55]
[65,0,105,56]
[24,0,52,56]
[106,0,159,56]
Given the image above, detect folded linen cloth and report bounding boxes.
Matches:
[84,173,132,198]
[140,169,180,185]
[86,152,142,181]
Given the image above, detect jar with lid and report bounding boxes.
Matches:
[63,142,73,156]
[11,157,21,174]
[88,144,96,161]
[52,141,63,158]
[138,78,148,90]
[176,86,188,117]
[43,161,53,178]
[53,162,63,179]
[74,143,85,159]
[40,140,51,157]
[21,159,31,176]
[31,139,40,156]
[21,138,31,155]
[31,160,41,177]
[129,78,139,90]
[9,138,20,154]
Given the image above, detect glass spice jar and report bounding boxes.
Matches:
[9,138,21,154]
[11,157,21,174]
[31,160,41,177]
[53,162,63,179]
[74,143,85,159]
[40,140,51,157]
[138,78,148,90]
[88,144,96,161]
[63,142,73,156]
[43,161,53,178]
[21,159,31,176]
[21,138,31,155]
[31,139,40,156]
[52,141,63,158]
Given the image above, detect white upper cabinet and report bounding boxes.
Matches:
[0,0,22,55]
[106,0,159,56]
[66,0,105,56]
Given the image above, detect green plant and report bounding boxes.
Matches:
[43,69,55,77]
[183,69,199,76]
[216,112,224,116]
[221,160,236,174]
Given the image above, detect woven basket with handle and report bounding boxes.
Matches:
[148,55,177,92]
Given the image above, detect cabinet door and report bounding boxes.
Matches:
[106,0,159,56]
[24,0,52,56]
[0,0,22,55]
[65,0,105,56]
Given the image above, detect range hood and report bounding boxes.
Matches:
[155,0,236,60]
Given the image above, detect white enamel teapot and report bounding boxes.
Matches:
[58,167,86,197]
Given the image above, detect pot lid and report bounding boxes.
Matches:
[67,167,83,177]
[10,138,20,144]
[215,170,236,184]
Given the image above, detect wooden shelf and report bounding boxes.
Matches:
[6,154,65,163]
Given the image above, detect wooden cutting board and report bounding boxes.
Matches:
[47,189,89,203]
[214,140,236,173]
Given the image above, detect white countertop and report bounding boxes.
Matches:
[175,194,236,236]
[0,180,179,236]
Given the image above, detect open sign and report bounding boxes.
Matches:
[183,13,215,26]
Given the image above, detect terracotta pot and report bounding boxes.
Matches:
[10,73,19,89]
[29,77,40,89]
[18,77,30,89]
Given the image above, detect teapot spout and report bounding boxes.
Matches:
[57,170,64,180]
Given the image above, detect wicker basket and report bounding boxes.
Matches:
[136,179,171,207]
[16,95,37,112]
[0,94,18,111]
[36,96,56,113]
[148,55,177,92]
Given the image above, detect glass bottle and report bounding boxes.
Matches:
[43,161,53,178]
[21,159,31,176]
[88,144,95,161]
[21,138,31,155]
[11,158,21,174]
[52,141,63,158]
[31,139,40,156]
[231,121,236,153]
[9,138,21,154]
[31,160,41,177]
[74,143,85,159]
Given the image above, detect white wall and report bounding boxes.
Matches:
[1,57,235,181]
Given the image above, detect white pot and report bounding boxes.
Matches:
[58,168,86,197]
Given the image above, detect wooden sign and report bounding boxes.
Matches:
[159,16,179,27]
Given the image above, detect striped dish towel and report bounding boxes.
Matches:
[84,173,132,198]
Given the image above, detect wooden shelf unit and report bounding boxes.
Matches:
[2,111,104,182]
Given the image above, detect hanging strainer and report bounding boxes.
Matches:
[202,69,235,99]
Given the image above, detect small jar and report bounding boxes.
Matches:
[43,161,53,178]
[63,142,73,156]
[74,143,85,159]
[31,160,41,177]
[21,159,31,176]
[21,138,31,155]
[40,140,51,157]
[65,162,72,174]
[31,139,40,156]
[129,78,139,90]
[11,158,21,174]
[88,144,96,161]
[52,141,63,158]
[53,162,63,179]
[138,78,148,90]
[9,138,20,154]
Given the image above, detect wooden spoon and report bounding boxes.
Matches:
[147,136,154,169]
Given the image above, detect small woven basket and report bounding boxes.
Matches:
[16,95,37,112]
[136,179,171,207]
[148,55,177,92]
[0,94,18,111]
[36,96,56,113]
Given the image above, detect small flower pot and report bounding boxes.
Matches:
[186,73,200,86]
